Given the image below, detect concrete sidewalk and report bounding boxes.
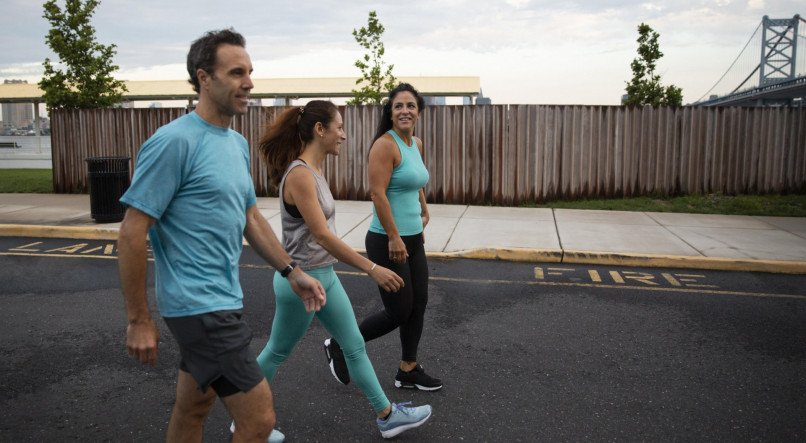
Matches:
[2,193,806,273]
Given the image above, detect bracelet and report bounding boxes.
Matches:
[370,263,377,271]
[280,261,298,278]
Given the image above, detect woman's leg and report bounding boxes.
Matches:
[398,234,429,363]
[315,267,391,413]
[256,272,315,382]
[389,235,442,391]
[360,231,415,343]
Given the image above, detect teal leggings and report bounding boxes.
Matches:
[256,266,391,413]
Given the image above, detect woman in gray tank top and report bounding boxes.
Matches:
[254,100,433,439]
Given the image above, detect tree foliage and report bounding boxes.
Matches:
[348,10,396,105]
[39,0,127,111]
[624,23,682,107]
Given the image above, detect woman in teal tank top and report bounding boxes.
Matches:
[324,83,443,392]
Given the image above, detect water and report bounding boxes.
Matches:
[0,135,52,168]
[0,135,52,155]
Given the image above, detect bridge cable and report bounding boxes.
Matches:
[696,22,761,102]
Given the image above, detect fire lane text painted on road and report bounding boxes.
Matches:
[534,266,718,290]
[1,239,154,260]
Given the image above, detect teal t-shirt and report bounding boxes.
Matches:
[120,111,257,317]
[369,130,430,236]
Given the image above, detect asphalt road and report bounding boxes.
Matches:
[1,237,805,442]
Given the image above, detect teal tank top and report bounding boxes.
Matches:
[369,130,430,236]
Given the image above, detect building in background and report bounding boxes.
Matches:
[425,96,446,106]
[2,80,34,129]
[475,89,491,105]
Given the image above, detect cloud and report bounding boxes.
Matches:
[0,62,44,80]
[2,0,804,105]
[747,0,765,9]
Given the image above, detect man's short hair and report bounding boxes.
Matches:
[187,28,246,93]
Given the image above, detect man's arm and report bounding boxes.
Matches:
[117,207,159,367]
[243,205,326,312]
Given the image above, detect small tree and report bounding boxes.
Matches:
[39,0,127,111]
[348,10,396,105]
[624,23,682,107]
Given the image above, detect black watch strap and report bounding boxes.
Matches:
[280,261,297,278]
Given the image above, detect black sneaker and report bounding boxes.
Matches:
[394,364,442,391]
[323,338,350,385]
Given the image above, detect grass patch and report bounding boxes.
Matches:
[525,193,806,217]
[0,169,53,193]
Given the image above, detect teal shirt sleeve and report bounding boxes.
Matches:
[120,129,188,219]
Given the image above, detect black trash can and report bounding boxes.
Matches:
[86,156,131,223]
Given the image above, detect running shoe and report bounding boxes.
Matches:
[229,421,285,443]
[323,338,350,385]
[376,402,433,439]
[394,364,443,391]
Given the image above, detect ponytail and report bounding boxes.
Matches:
[259,100,338,189]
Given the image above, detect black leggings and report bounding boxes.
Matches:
[361,231,429,362]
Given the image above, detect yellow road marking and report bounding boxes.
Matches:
[2,252,118,260]
[661,273,681,286]
[5,252,805,301]
[247,266,806,301]
[609,270,625,284]
[45,243,89,254]
[9,241,43,252]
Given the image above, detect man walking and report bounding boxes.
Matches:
[117,29,325,442]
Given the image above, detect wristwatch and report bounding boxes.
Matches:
[280,261,297,278]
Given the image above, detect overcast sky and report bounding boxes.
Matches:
[1,0,802,105]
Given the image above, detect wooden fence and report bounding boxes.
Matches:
[50,105,806,204]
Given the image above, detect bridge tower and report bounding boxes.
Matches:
[759,15,800,86]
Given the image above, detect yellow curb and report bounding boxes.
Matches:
[429,248,564,263]
[0,224,120,241]
[2,224,805,274]
[562,250,806,274]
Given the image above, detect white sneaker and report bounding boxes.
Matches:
[229,421,286,442]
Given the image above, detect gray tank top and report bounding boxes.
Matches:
[279,159,338,270]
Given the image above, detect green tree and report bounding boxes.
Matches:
[624,23,682,107]
[39,0,127,111]
[348,10,396,105]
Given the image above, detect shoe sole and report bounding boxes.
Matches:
[230,422,285,442]
[379,410,432,439]
[394,380,443,391]
[323,339,350,385]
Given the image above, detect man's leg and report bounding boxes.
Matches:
[166,369,216,443]
[220,378,275,442]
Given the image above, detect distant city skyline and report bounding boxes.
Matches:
[0,1,802,105]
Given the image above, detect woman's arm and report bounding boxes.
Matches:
[286,166,403,292]
[243,204,326,312]
[415,136,430,230]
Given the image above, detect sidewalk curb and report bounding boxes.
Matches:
[0,224,120,240]
[2,224,805,274]
[561,250,806,275]
[428,248,563,263]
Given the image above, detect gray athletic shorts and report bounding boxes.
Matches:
[163,309,264,397]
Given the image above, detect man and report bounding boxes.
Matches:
[117,29,325,443]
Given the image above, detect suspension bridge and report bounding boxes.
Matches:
[695,14,806,107]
